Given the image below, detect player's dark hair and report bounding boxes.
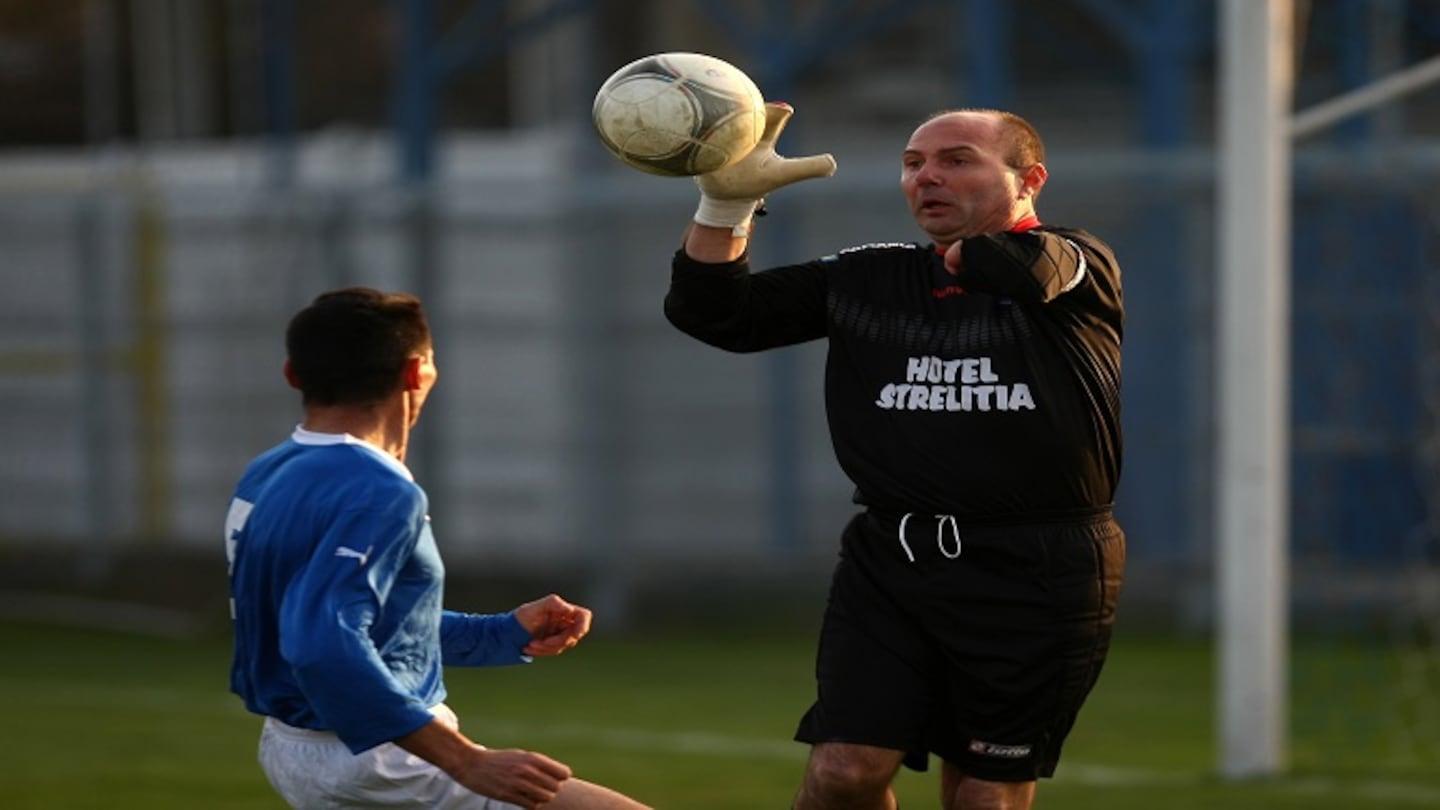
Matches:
[285,287,431,407]
[922,108,1045,169]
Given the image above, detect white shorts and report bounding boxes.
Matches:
[258,704,518,809]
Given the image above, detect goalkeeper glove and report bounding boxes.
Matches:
[693,102,837,236]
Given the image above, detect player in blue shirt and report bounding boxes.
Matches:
[226,287,649,810]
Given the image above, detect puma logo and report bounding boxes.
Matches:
[334,546,373,566]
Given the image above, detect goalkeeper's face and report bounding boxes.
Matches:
[901,111,1042,247]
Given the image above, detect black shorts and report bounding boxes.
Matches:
[794,509,1125,782]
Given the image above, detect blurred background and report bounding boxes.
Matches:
[0,0,1436,673]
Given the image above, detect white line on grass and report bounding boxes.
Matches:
[8,679,1440,805]
[479,720,1440,804]
[481,721,803,760]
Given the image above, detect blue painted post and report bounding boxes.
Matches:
[394,0,436,182]
[1137,0,1190,147]
[963,0,1014,107]
[260,0,296,187]
[1335,0,1373,144]
[390,0,443,498]
[1071,0,1203,569]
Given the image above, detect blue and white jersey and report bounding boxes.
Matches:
[225,427,532,754]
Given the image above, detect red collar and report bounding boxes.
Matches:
[1010,214,1041,232]
[931,216,1043,254]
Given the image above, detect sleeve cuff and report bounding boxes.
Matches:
[500,610,534,658]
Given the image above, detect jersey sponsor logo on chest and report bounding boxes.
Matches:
[874,355,1036,412]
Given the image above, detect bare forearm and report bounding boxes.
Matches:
[394,717,572,807]
[394,717,483,776]
[683,221,748,263]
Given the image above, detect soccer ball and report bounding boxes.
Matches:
[592,52,766,177]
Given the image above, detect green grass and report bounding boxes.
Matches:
[1,621,1437,809]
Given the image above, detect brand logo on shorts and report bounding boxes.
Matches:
[968,739,1032,759]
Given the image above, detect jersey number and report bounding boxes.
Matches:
[224,497,254,573]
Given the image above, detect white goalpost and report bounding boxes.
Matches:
[1216,0,1440,779]
[1216,0,1293,779]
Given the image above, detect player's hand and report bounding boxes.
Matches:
[697,102,836,201]
[513,593,592,656]
[943,240,965,274]
[691,102,835,235]
[451,746,572,810]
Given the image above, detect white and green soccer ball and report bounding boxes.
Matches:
[592,51,766,177]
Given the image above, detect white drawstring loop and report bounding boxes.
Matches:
[936,514,962,558]
[897,513,916,562]
[897,513,962,562]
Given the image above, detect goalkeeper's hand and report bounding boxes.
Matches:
[693,102,837,236]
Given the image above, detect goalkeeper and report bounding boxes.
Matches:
[664,104,1127,810]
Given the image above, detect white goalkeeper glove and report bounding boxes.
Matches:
[693,102,837,236]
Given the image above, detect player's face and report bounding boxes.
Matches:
[901,112,1030,246]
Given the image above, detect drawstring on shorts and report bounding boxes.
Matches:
[897,513,963,563]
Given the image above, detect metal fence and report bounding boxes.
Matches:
[0,134,1436,623]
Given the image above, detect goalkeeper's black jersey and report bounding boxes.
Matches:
[665,225,1123,519]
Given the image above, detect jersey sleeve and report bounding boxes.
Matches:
[439,610,534,666]
[664,249,829,351]
[278,501,435,753]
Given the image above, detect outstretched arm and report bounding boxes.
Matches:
[439,593,592,665]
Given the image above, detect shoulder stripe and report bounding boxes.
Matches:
[1058,238,1087,294]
